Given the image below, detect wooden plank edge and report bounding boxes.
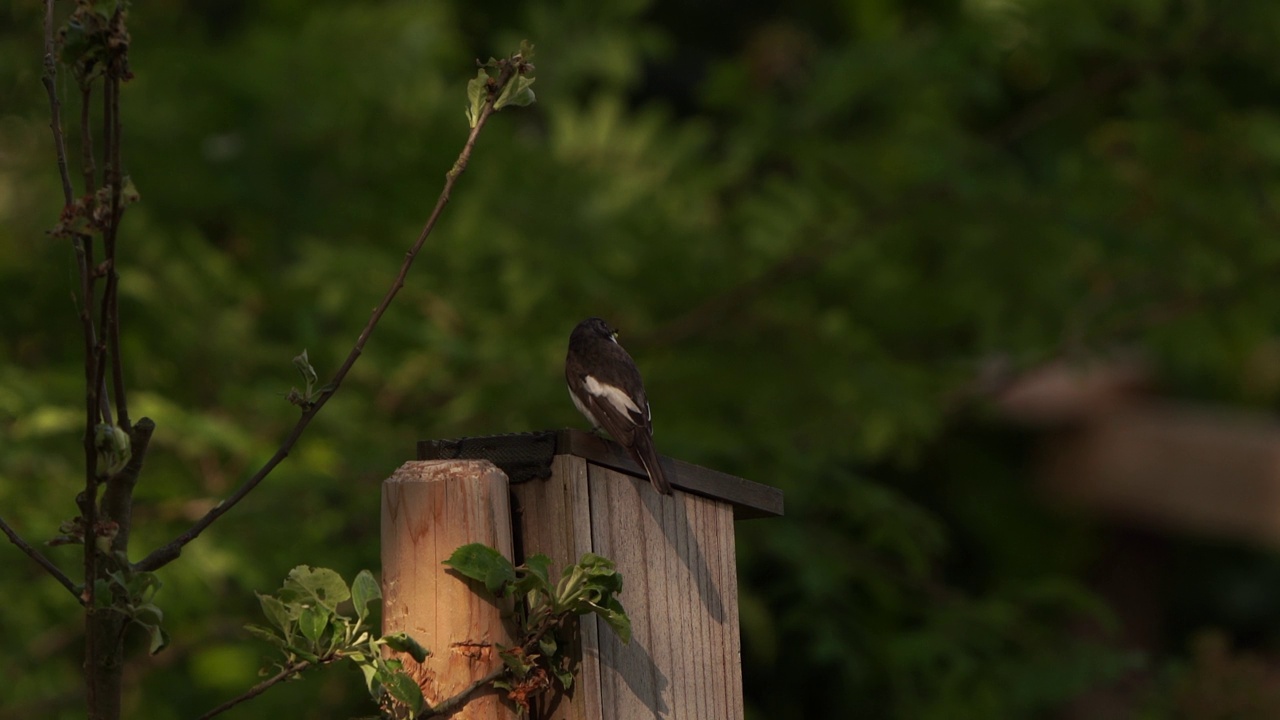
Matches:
[417,430,784,520]
[556,429,784,520]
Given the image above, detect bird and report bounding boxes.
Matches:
[565,317,672,495]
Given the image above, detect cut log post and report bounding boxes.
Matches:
[416,430,784,720]
[381,459,516,719]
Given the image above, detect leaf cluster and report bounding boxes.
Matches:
[284,349,333,410]
[465,40,536,128]
[58,0,131,85]
[245,566,429,714]
[444,543,630,713]
[93,556,168,655]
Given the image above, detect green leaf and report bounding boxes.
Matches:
[495,75,536,110]
[525,554,551,587]
[133,602,164,625]
[298,605,330,644]
[285,566,350,611]
[285,644,321,664]
[93,578,113,609]
[293,349,318,387]
[552,661,575,691]
[381,631,430,663]
[444,543,515,595]
[538,633,558,657]
[498,646,536,677]
[591,596,632,644]
[357,661,378,693]
[94,422,132,475]
[257,592,297,633]
[351,569,381,623]
[511,554,552,600]
[142,622,170,655]
[125,571,162,602]
[59,22,90,66]
[244,624,287,649]
[577,557,623,598]
[380,670,425,715]
[465,69,489,128]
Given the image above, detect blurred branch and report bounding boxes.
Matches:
[101,70,129,430]
[650,210,867,348]
[987,25,1215,147]
[194,659,313,720]
[134,49,534,573]
[651,244,826,347]
[81,85,96,193]
[101,38,131,434]
[195,643,503,720]
[0,515,81,601]
[41,0,74,207]
[987,65,1135,145]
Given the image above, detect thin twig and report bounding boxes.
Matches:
[134,59,525,573]
[101,67,130,433]
[0,514,81,600]
[46,3,105,711]
[194,659,313,720]
[988,65,1135,145]
[41,0,74,206]
[81,84,96,194]
[74,233,102,710]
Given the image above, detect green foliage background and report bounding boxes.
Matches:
[4,0,1280,717]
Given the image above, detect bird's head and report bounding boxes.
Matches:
[576,317,619,343]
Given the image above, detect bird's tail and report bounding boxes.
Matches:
[632,433,673,495]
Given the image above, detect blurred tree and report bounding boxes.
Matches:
[4,0,1280,717]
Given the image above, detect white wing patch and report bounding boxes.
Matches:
[569,386,600,428]
[584,374,642,417]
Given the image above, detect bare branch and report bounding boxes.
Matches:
[101,417,155,554]
[0,514,82,601]
[74,234,101,585]
[419,665,506,719]
[194,659,313,720]
[134,57,527,573]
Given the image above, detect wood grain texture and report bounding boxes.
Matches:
[381,460,516,718]
[511,454,603,720]
[513,455,744,719]
[587,463,743,720]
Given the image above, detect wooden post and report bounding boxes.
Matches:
[381,460,517,718]
[418,430,784,720]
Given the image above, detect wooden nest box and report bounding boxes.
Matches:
[381,429,783,719]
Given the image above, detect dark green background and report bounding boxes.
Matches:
[4,0,1280,717]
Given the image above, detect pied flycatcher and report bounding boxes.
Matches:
[565,317,672,495]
